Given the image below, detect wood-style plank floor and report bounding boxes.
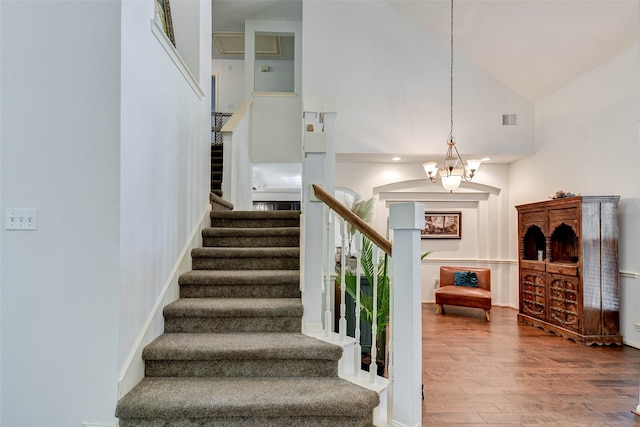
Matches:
[422,304,640,426]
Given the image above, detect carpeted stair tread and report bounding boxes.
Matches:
[179,270,299,286]
[115,377,380,419]
[211,210,300,220]
[143,333,342,361]
[164,298,302,318]
[178,270,300,299]
[191,247,300,270]
[210,210,300,228]
[192,247,299,258]
[202,227,300,248]
[202,227,299,237]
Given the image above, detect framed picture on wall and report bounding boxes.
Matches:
[421,212,462,239]
[155,0,176,47]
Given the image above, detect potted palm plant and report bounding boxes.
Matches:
[341,237,390,376]
[336,193,429,376]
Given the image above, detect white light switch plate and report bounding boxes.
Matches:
[5,208,38,230]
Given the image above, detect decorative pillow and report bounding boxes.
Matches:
[454,271,478,287]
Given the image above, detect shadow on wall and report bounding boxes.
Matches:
[618,197,640,272]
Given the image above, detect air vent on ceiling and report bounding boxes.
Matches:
[502,113,518,126]
[213,32,281,56]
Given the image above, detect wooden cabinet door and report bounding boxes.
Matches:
[548,274,582,332]
[520,270,546,320]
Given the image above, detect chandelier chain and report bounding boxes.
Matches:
[449,0,454,142]
[422,0,482,192]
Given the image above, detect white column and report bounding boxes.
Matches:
[389,202,424,427]
[301,130,327,334]
[301,99,336,334]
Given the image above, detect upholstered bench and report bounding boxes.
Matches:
[435,266,492,321]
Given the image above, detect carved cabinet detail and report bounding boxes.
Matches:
[516,196,621,345]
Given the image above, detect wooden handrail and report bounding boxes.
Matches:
[312,184,392,256]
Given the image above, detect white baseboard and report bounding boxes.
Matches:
[391,421,420,427]
[83,423,117,427]
[117,208,209,399]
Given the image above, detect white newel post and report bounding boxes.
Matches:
[301,131,326,334]
[389,202,424,427]
[301,99,336,334]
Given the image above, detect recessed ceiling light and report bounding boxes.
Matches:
[481,157,491,162]
[392,156,401,161]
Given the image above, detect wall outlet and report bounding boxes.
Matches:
[5,208,37,230]
[433,278,439,289]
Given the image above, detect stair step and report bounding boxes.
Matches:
[202,227,299,247]
[211,210,300,228]
[143,332,342,377]
[163,298,303,333]
[191,247,299,270]
[115,377,379,427]
[178,270,300,298]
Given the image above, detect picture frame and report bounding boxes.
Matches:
[155,0,176,47]
[421,212,462,239]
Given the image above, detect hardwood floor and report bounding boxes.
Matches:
[422,304,640,426]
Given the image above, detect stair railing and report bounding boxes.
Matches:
[211,112,232,144]
[312,184,391,381]
[302,99,423,426]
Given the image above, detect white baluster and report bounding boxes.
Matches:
[339,219,348,342]
[387,256,395,423]
[323,207,332,337]
[353,232,362,377]
[370,244,380,383]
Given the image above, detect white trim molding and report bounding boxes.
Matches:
[151,19,205,99]
[82,423,117,427]
[117,207,210,399]
[421,257,518,266]
[620,270,640,279]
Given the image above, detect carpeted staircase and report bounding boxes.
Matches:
[211,144,223,197]
[116,208,380,426]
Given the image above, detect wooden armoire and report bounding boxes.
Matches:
[516,196,621,345]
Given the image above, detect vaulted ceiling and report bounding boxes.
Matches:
[212,0,639,191]
[213,0,638,101]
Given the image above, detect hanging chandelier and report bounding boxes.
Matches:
[423,0,481,193]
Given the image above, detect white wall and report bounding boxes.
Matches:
[246,20,303,164]
[335,162,517,307]
[0,0,211,425]
[254,59,294,93]
[171,0,202,81]
[211,59,245,113]
[302,1,534,159]
[0,1,121,425]
[509,46,640,347]
[119,0,210,393]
